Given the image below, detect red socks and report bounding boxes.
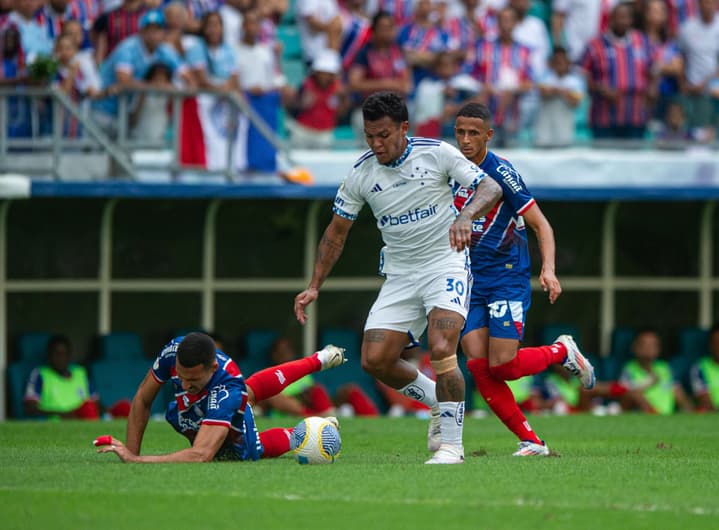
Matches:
[489,343,567,381]
[304,385,334,414]
[467,358,541,444]
[245,354,322,402]
[259,428,293,458]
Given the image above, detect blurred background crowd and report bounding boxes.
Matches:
[0,0,718,161]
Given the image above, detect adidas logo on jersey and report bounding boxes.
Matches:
[450,297,462,305]
[370,183,383,193]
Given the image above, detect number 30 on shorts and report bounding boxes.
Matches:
[445,278,465,296]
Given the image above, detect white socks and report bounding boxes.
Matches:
[438,401,465,447]
[400,371,438,408]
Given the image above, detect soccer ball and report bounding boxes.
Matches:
[290,416,341,464]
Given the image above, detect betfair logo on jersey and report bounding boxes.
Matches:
[379,204,438,227]
[496,164,522,194]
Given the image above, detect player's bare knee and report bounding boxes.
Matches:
[361,350,389,377]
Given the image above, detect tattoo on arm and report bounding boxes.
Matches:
[460,178,503,221]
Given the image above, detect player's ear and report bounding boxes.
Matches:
[400,120,409,135]
[487,128,494,141]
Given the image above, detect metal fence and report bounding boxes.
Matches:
[0,86,293,181]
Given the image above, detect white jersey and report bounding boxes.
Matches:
[333,137,486,275]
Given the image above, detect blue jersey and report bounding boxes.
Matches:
[151,336,263,461]
[455,150,536,279]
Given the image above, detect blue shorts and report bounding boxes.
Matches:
[165,401,264,461]
[462,277,531,340]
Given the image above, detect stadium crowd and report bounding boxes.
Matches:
[0,0,718,163]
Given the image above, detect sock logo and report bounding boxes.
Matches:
[456,402,465,426]
[404,384,425,402]
[275,369,286,385]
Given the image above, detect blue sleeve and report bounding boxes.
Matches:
[113,41,134,72]
[184,40,206,70]
[24,368,43,401]
[493,163,535,215]
[202,380,245,427]
[157,44,184,73]
[151,339,180,383]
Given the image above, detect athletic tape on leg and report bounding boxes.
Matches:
[431,354,458,375]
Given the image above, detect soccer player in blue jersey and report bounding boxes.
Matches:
[97,332,346,463]
[453,102,595,456]
[294,91,503,464]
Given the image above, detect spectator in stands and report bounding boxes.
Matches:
[677,0,719,135]
[91,0,147,63]
[60,20,101,95]
[285,48,349,148]
[397,0,447,90]
[619,327,694,414]
[93,10,190,133]
[441,0,481,62]
[296,0,343,69]
[654,99,714,145]
[191,11,239,93]
[413,50,480,138]
[641,0,683,121]
[0,24,31,137]
[347,10,411,140]
[690,323,719,411]
[7,0,54,63]
[467,6,534,146]
[24,334,100,420]
[580,2,655,140]
[339,0,370,72]
[185,0,224,32]
[666,0,701,38]
[129,61,172,142]
[347,11,412,101]
[541,363,635,415]
[510,0,550,82]
[365,0,414,26]
[259,337,380,417]
[235,8,285,173]
[36,0,99,44]
[551,0,618,63]
[534,45,584,147]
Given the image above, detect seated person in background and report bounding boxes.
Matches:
[285,48,349,149]
[654,101,715,146]
[690,323,719,411]
[261,337,380,417]
[619,327,694,414]
[377,348,432,417]
[24,334,100,420]
[533,46,584,148]
[98,332,347,463]
[542,363,636,415]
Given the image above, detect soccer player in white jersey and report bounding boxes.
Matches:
[294,91,502,464]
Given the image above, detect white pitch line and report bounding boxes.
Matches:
[0,485,717,517]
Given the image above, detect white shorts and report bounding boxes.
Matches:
[364,264,472,343]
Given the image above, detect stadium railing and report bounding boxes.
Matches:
[0,86,294,182]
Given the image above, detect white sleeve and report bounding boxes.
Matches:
[333,168,365,221]
[439,141,485,190]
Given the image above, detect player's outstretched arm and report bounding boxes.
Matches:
[125,370,163,455]
[98,424,229,463]
[523,203,561,304]
[450,177,502,251]
[294,213,354,324]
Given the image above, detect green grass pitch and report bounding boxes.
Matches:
[1,414,718,530]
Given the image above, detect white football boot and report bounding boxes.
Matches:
[512,440,550,457]
[316,345,347,371]
[556,335,595,389]
[425,444,465,464]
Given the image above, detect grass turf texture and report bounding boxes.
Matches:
[1,414,718,530]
